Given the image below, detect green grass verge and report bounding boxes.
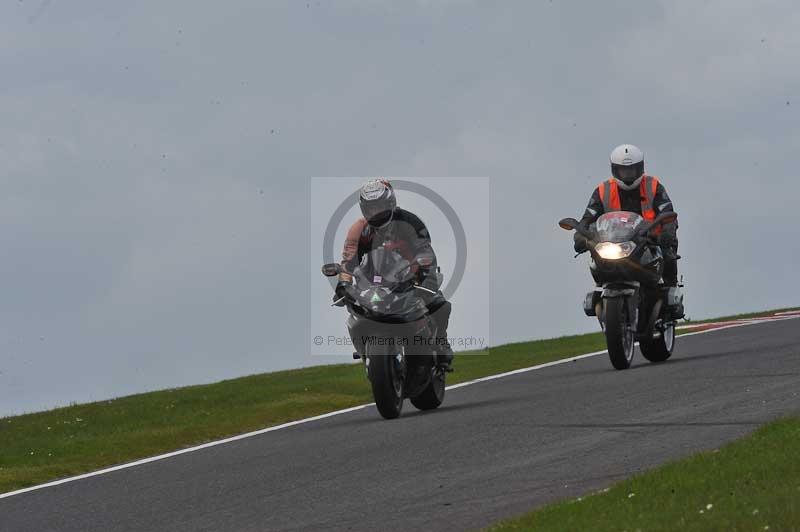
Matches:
[0,306,796,494]
[683,306,800,325]
[488,416,800,532]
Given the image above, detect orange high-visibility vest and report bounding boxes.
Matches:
[597,175,660,226]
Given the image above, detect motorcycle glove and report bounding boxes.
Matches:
[573,233,589,253]
[658,231,677,251]
[332,281,349,306]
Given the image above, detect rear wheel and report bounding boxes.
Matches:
[640,322,675,362]
[410,367,446,411]
[367,344,405,419]
[604,297,635,370]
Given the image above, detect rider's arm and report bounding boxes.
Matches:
[340,218,368,280]
[575,189,603,252]
[653,184,676,216]
[400,211,438,285]
[579,188,604,228]
[653,183,678,246]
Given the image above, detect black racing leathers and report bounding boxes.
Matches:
[340,208,452,362]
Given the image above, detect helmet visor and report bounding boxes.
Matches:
[612,162,643,184]
[361,201,393,226]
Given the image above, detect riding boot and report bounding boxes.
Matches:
[429,299,453,368]
[663,255,679,287]
[663,252,684,319]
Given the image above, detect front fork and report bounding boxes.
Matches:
[585,286,639,333]
[587,284,680,341]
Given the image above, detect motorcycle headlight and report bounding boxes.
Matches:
[595,241,636,260]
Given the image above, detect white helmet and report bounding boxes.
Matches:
[610,144,645,187]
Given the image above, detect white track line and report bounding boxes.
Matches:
[1,313,797,500]
[677,314,800,330]
[450,314,798,390]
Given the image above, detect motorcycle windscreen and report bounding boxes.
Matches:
[355,248,416,289]
[352,248,426,321]
[594,211,645,243]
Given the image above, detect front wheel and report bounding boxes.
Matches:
[410,367,446,411]
[604,297,635,370]
[367,344,405,419]
[640,322,675,362]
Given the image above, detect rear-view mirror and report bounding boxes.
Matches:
[321,263,341,277]
[558,218,579,231]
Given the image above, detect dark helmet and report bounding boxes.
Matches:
[610,144,645,186]
[359,178,396,227]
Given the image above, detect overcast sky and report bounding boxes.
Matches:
[1,1,798,416]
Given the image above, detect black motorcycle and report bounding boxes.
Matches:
[321,247,446,419]
[558,211,684,370]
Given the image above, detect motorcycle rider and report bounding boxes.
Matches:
[575,144,683,317]
[334,179,454,368]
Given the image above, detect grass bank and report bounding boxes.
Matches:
[488,416,800,532]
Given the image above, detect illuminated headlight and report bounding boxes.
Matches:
[595,241,636,260]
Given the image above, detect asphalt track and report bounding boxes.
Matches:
[2,318,799,532]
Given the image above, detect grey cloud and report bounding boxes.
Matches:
[1,1,798,415]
